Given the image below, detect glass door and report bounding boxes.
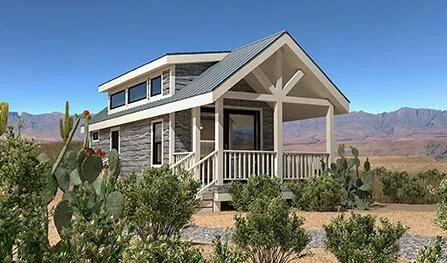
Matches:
[224,109,260,150]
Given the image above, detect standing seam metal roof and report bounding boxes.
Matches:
[91,30,286,124]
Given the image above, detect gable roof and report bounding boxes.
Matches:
[91,31,286,125]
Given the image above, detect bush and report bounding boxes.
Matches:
[324,213,407,263]
[233,197,310,263]
[228,175,281,211]
[436,178,447,230]
[416,236,447,263]
[210,234,245,263]
[290,175,346,211]
[380,170,425,204]
[119,166,200,240]
[418,169,446,204]
[124,236,205,263]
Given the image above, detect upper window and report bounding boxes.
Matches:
[128,82,147,103]
[150,76,162,96]
[110,90,125,109]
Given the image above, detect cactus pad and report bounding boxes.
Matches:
[54,199,73,236]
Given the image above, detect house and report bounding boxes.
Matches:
[90,30,350,211]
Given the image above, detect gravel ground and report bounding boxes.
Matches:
[182,226,446,260]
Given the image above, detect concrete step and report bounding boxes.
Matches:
[201,191,213,200]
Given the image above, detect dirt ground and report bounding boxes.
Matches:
[192,203,446,237]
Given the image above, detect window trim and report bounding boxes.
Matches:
[127,81,148,104]
[109,90,126,110]
[92,131,100,142]
[150,75,162,98]
[151,119,164,167]
[110,127,120,154]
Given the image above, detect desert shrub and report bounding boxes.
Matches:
[418,169,447,203]
[416,236,447,263]
[436,178,447,230]
[290,176,346,211]
[324,213,407,263]
[233,197,310,263]
[123,236,205,263]
[228,175,281,211]
[210,234,245,263]
[380,170,425,203]
[327,145,373,209]
[119,166,200,240]
[0,129,53,261]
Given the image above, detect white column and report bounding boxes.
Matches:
[169,112,175,164]
[326,104,334,163]
[215,98,224,185]
[192,107,201,166]
[274,101,283,181]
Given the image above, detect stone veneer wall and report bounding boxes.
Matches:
[91,115,170,176]
[162,70,170,96]
[175,62,216,93]
[174,109,192,152]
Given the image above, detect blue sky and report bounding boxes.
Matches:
[0,0,446,114]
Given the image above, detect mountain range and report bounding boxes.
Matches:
[4,107,447,160]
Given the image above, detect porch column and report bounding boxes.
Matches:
[215,98,224,185]
[192,107,201,168]
[169,112,175,164]
[274,101,283,181]
[326,103,334,163]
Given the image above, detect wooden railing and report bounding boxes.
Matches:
[187,150,217,189]
[171,152,195,173]
[283,152,329,179]
[223,150,276,180]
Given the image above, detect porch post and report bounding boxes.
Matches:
[215,98,224,185]
[169,112,175,164]
[274,101,283,181]
[192,107,201,168]
[326,103,334,163]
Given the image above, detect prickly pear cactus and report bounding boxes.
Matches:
[0,102,8,136]
[327,145,373,209]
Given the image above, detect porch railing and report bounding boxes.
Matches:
[171,152,195,173]
[283,152,329,180]
[187,150,217,189]
[223,150,276,180]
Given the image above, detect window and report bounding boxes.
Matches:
[92,131,99,142]
[152,121,163,165]
[111,130,119,152]
[150,76,162,96]
[128,82,147,103]
[110,90,125,109]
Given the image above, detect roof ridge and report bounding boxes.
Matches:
[232,30,287,52]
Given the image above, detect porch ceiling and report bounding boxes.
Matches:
[283,103,328,122]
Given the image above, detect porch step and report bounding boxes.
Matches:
[199,191,214,213]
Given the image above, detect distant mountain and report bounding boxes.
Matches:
[3,108,447,160]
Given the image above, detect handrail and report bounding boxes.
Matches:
[284,151,329,155]
[171,152,194,169]
[187,150,218,172]
[223,149,276,154]
[197,179,217,197]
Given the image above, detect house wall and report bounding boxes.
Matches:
[175,109,192,152]
[175,62,216,93]
[162,70,170,96]
[91,115,170,176]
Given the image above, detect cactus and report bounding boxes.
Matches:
[0,102,8,136]
[326,145,373,209]
[59,101,73,142]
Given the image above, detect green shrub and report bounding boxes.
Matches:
[119,166,200,240]
[233,197,310,263]
[210,234,245,263]
[418,169,447,204]
[324,213,407,263]
[228,175,281,211]
[290,176,346,211]
[124,236,205,263]
[436,178,447,230]
[380,170,425,204]
[416,236,447,263]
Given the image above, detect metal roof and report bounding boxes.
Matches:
[91,31,286,124]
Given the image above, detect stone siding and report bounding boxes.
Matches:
[175,109,192,152]
[91,128,110,151]
[175,62,216,93]
[162,70,170,96]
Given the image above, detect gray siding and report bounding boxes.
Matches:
[90,115,170,176]
[162,70,170,96]
[175,109,192,152]
[175,62,216,93]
